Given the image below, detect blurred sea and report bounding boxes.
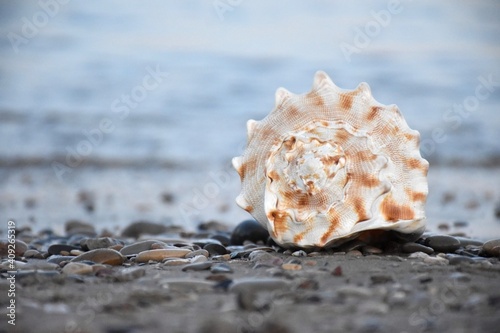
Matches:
[0,1,499,238]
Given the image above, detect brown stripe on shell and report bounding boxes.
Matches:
[406,157,426,171]
[307,90,325,107]
[334,129,350,144]
[239,157,257,180]
[269,210,289,238]
[405,188,426,202]
[350,196,370,221]
[380,195,415,221]
[358,174,381,188]
[320,209,341,246]
[367,106,382,121]
[339,92,355,111]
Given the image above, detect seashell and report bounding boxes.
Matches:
[232,71,428,248]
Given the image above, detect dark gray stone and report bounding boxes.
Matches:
[47,244,80,255]
[424,235,461,253]
[203,243,229,256]
[230,220,269,245]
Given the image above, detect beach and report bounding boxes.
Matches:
[1,1,500,332]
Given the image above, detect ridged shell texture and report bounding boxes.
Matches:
[233,71,428,248]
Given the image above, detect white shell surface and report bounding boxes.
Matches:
[233,72,429,248]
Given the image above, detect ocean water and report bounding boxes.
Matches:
[0,1,499,238]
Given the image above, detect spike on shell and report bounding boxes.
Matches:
[233,72,429,248]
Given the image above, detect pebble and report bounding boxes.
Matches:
[361,245,383,255]
[203,243,229,256]
[423,235,461,253]
[62,262,94,275]
[230,220,269,245]
[81,237,122,250]
[121,221,169,238]
[481,239,500,257]
[210,234,231,246]
[135,248,191,263]
[70,249,85,256]
[332,265,343,276]
[282,263,302,271]
[162,258,191,266]
[210,263,233,273]
[182,262,213,271]
[292,250,307,257]
[47,244,80,256]
[23,249,41,258]
[120,240,167,256]
[347,250,363,256]
[71,249,125,266]
[190,255,209,264]
[455,237,484,247]
[401,242,434,255]
[185,249,210,258]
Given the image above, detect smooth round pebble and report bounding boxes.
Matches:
[481,239,500,257]
[135,248,191,263]
[71,249,125,266]
[203,243,229,256]
[62,262,94,275]
[23,249,41,258]
[424,235,461,253]
[230,220,269,245]
[292,250,307,257]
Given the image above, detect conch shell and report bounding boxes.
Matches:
[232,71,428,248]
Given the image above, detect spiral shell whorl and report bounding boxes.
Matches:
[233,71,428,248]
